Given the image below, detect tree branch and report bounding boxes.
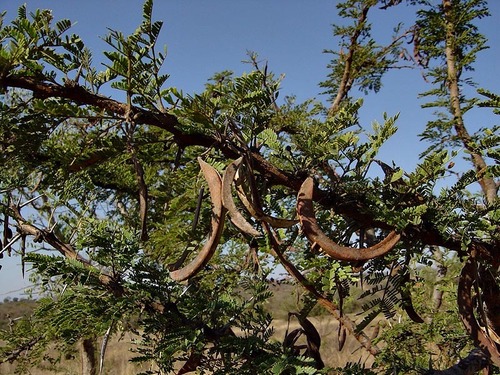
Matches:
[442,0,497,205]
[329,4,370,115]
[262,222,381,357]
[427,349,490,375]
[1,73,498,263]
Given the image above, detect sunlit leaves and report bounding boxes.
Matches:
[416,0,491,158]
[363,113,399,162]
[320,0,402,101]
[0,1,499,373]
[477,88,500,115]
[178,67,283,145]
[415,0,489,74]
[100,0,169,111]
[75,218,141,269]
[0,6,73,77]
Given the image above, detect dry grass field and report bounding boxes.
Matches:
[0,319,374,374]
[0,284,378,374]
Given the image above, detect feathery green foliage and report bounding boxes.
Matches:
[0,1,499,374]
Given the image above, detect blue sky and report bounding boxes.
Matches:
[1,1,499,298]
[1,1,496,165]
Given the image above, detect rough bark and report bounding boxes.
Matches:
[427,349,490,375]
[328,4,370,115]
[9,204,125,295]
[1,73,498,263]
[431,246,448,313]
[442,0,497,205]
[81,338,97,375]
[458,258,500,367]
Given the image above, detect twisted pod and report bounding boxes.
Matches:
[296,177,400,261]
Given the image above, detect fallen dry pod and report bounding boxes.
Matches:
[233,162,298,228]
[296,177,400,261]
[170,158,226,281]
[221,157,261,237]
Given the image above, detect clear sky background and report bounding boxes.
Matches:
[1,1,499,298]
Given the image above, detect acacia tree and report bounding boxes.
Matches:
[0,0,498,374]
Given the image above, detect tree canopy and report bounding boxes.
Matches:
[0,0,499,374]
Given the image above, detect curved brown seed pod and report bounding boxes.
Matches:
[290,313,324,369]
[170,158,226,281]
[221,157,261,237]
[338,324,347,352]
[458,259,500,366]
[283,328,303,351]
[296,177,400,261]
[233,164,298,228]
[400,270,425,323]
[131,154,149,241]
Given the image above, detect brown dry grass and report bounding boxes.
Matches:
[0,317,376,374]
[0,299,37,331]
[0,284,378,374]
[0,332,153,375]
